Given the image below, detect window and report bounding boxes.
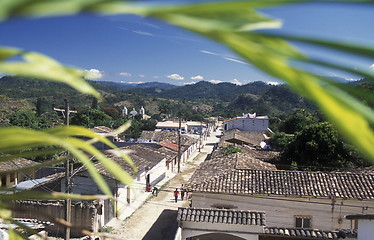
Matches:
[1,175,6,187]
[295,216,312,228]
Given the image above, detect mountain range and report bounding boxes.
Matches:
[1,75,370,120]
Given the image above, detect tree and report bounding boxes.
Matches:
[35,97,49,116]
[268,132,293,151]
[71,109,112,128]
[158,102,172,117]
[103,107,120,119]
[280,122,369,170]
[91,96,98,109]
[8,111,40,129]
[279,109,316,134]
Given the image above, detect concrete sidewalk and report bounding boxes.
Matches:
[106,129,221,240]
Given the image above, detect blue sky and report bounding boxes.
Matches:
[1,1,373,86]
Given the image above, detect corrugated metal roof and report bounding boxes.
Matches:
[12,178,53,190]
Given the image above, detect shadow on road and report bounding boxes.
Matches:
[142,209,178,240]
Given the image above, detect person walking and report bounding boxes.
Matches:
[152,186,158,196]
[173,188,179,203]
[181,188,185,201]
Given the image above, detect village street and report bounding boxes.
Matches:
[107,128,221,240]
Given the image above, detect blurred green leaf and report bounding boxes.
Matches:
[115,0,373,161]
[0,126,135,195]
[0,49,101,99]
[0,47,20,61]
[8,229,24,240]
[266,33,374,60]
[205,32,374,160]
[0,190,107,201]
[68,138,134,191]
[301,58,374,82]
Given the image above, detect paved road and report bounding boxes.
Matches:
[108,129,221,240]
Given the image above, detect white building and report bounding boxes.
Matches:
[224,113,269,132]
[155,121,207,134]
[155,121,188,133]
[139,106,145,115]
[121,106,128,117]
[189,168,374,231]
[346,214,374,240]
[183,149,372,239]
[186,121,205,134]
[130,108,138,117]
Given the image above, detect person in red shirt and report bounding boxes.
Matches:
[173,188,179,203]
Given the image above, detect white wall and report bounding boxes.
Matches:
[357,219,374,240]
[192,193,374,230]
[224,118,268,132]
[116,158,167,215]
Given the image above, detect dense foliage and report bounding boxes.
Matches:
[271,110,370,170]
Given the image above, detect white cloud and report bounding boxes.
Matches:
[208,80,222,84]
[230,79,242,85]
[184,82,196,85]
[132,30,154,36]
[153,76,161,79]
[120,81,144,84]
[223,57,248,65]
[167,73,184,80]
[120,72,132,77]
[143,22,161,29]
[346,78,360,81]
[370,63,374,71]
[200,49,248,65]
[191,75,204,80]
[200,50,219,56]
[265,81,280,86]
[128,81,144,84]
[85,69,103,79]
[138,74,145,78]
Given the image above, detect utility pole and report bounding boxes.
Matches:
[53,99,76,240]
[199,121,203,152]
[177,116,181,173]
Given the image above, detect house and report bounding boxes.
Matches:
[224,113,269,132]
[11,143,174,237]
[90,126,119,142]
[69,144,172,215]
[176,207,354,240]
[156,121,188,133]
[186,121,205,134]
[221,129,269,147]
[188,167,374,230]
[0,158,39,187]
[176,207,266,240]
[183,146,373,239]
[155,121,207,134]
[140,130,200,166]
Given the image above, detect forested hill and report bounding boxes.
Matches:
[98,81,178,91]
[153,81,271,101]
[3,75,370,119]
